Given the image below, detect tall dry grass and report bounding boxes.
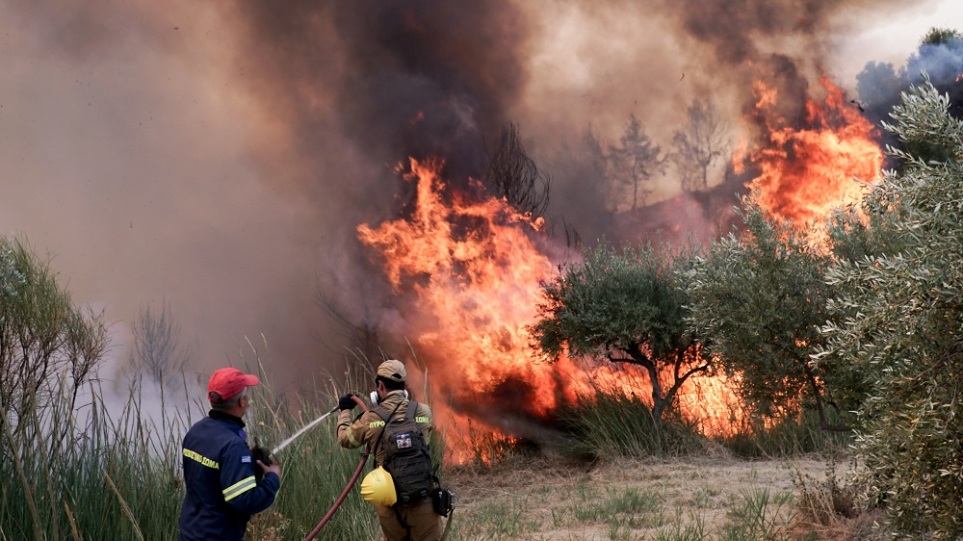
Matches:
[0,359,385,541]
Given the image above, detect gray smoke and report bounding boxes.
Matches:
[0,0,952,399]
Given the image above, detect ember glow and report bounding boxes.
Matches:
[743,77,884,229]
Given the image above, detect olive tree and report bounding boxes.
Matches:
[816,80,963,539]
[0,236,108,432]
[529,242,710,435]
[684,202,860,431]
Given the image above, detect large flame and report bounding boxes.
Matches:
[355,77,884,464]
[357,159,743,463]
[741,77,883,231]
[357,159,583,418]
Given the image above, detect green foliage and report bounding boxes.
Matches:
[719,409,851,459]
[882,74,959,165]
[0,355,383,540]
[0,235,108,425]
[240,357,387,540]
[825,203,906,265]
[530,242,711,434]
[719,489,793,541]
[684,205,860,429]
[920,27,962,47]
[0,379,187,541]
[557,390,704,458]
[818,79,963,539]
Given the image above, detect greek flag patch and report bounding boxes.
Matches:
[242,455,252,463]
[395,433,413,450]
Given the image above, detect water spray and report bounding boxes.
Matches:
[271,406,339,455]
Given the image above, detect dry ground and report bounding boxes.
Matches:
[441,451,859,541]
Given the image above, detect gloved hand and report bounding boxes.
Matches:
[338,393,358,411]
[250,441,272,482]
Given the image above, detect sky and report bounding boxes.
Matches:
[1,0,961,397]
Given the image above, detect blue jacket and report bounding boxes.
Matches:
[178,411,280,541]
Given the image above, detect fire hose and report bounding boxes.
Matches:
[301,394,370,541]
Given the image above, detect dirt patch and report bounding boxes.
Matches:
[442,453,842,540]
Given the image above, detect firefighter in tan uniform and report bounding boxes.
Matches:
[337,360,442,541]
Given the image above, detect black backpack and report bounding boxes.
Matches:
[372,400,436,506]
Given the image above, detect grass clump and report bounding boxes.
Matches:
[0,378,188,540]
[557,390,705,459]
[719,409,852,459]
[0,356,385,541]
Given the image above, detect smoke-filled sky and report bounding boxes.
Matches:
[1,0,960,395]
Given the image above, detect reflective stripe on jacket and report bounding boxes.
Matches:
[337,391,433,467]
[178,411,280,541]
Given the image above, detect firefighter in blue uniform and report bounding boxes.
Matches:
[178,367,282,541]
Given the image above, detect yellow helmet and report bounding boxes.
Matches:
[360,466,397,506]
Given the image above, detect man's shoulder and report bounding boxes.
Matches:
[410,399,431,414]
[185,416,244,446]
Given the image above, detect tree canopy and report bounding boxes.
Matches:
[671,99,729,192]
[817,79,963,539]
[684,201,860,430]
[529,242,709,433]
[607,115,664,211]
[0,236,108,432]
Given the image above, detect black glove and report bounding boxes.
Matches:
[250,439,272,482]
[338,393,358,411]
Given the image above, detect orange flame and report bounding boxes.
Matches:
[357,159,585,415]
[357,158,745,464]
[355,76,883,463]
[745,77,883,231]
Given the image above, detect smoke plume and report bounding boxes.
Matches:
[0,0,954,402]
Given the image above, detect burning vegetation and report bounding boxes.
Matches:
[319,14,961,463]
[354,71,887,462]
[740,77,883,232]
[206,2,963,463]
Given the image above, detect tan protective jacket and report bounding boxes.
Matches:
[336,390,434,467]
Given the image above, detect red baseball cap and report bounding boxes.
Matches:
[208,367,260,403]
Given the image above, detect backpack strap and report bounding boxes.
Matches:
[406,400,418,422]
[370,401,404,467]
[372,406,391,423]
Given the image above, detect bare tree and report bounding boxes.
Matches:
[608,115,664,211]
[129,301,190,390]
[671,99,729,192]
[485,123,551,219]
[316,287,384,363]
